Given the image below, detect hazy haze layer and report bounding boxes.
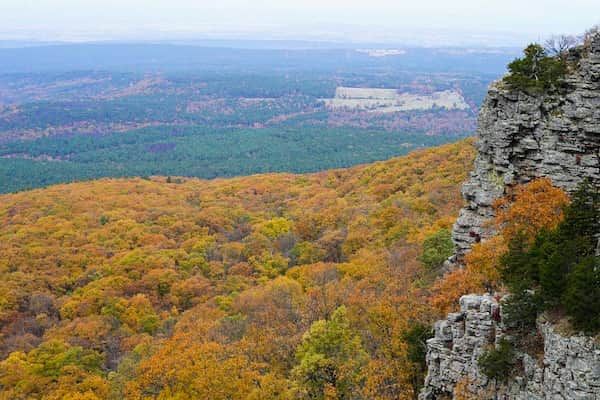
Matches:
[2,0,600,46]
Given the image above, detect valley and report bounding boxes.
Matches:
[0,44,517,193]
[1,0,599,397]
[1,33,600,400]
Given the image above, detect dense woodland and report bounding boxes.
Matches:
[1,136,598,398]
[0,126,456,194]
[3,42,597,399]
[0,141,475,399]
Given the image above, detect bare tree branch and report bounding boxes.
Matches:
[544,35,579,59]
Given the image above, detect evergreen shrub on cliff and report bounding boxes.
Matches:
[563,256,600,334]
[501,290,541,341]
[478,339,515,382]
[504,44,567,94]
[500,180,600,335]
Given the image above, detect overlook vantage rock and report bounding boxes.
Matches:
[452,33,600,258]
[421,32,600,399]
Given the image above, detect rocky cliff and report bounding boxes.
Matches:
[452,33,600,258]
[421,33,600,399]
[420,294,600,400]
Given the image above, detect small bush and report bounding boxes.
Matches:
[501,290,540,332]
[501,290,542,350]
[478,339,515,382]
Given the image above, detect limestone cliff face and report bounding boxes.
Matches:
[420,294,600,400]
[421,34,600,399]
[452,34,600,258]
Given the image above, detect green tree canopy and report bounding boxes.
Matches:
[504,43,567,93]
[418,229,454,271]
[292,306,369,399]
[500,179,600,335]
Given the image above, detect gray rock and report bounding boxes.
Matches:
[452,32,600,260]
[422,33,600,400]
[420,295,600,400]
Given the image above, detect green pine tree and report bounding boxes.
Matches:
[504,43,567,93]
[563,256,600,334]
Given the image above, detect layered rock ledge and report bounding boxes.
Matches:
[420,294,600,400]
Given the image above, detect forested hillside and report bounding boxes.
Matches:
[0,141,475,399]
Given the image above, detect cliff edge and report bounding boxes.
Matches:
[422,32,600,399]
[452,33,600,259]
[420,294,600,399]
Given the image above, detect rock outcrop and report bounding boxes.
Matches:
[452,33,600,258]
[422,33,600,399]
[420,294,600,400]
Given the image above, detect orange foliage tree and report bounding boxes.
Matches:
[430,177,570,314]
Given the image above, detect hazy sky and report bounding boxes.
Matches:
[2,0,599,45]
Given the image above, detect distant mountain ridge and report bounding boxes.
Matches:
[0,43,518,74]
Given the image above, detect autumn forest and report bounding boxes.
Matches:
[0,141,477,399]
[3,37,600,400]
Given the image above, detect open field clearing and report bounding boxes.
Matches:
[325,87,471,112]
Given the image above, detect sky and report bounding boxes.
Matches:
[1,0,599,46]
